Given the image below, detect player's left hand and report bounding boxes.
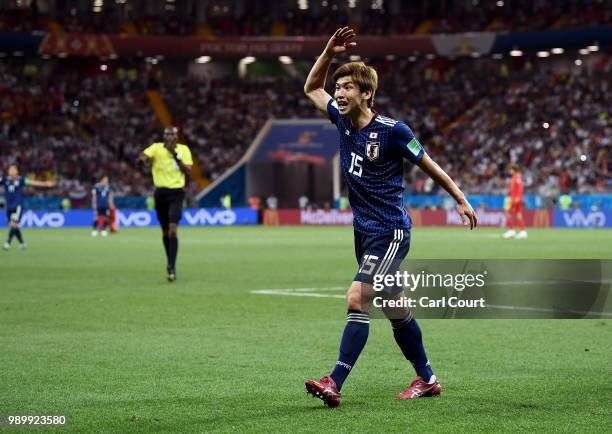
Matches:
[456,199,477,229]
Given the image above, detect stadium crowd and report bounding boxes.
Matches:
[161,75,313,181]
[1,0,609,36]
[0,51,610,206]
[437,60,611,196]
[0,59,160,200]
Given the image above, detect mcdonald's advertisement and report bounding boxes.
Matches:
[262,208,564,227]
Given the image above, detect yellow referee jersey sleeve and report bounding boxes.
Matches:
[143,142,193,189]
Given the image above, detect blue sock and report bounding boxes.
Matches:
[391,315,434,382]
[330,310,369,391]
[14,228,23,244]
[7,228,15,244]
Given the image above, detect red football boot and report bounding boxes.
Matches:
[395,376,442,400]
[305,375,342,407]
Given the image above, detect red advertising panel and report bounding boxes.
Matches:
[263,209,353,226]
[39,33,115,56]
[411,209,551,228]
[264,209,551,227]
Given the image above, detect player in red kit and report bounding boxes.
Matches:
[503,164,527,239]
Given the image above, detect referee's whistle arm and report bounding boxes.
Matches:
[176,161,192,176]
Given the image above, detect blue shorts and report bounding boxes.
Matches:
[354,228,410,285]
[7,206,23,223]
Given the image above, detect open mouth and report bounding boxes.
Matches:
[337,100,349,110]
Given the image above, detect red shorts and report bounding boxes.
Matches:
[509,202,523,213]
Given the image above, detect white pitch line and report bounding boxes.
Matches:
[250,287,612,317]
[252,290,345,299]
[250,287,345,299]
[485,303,612,318]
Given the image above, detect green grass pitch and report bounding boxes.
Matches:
[1,227,611,433]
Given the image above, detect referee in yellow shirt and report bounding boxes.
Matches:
[139,126,193,281]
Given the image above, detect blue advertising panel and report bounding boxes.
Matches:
[552,209,612,228]
[404,194,612,210]
[0,208,258,228]
[198,164,246,208]
[252,122,338,163]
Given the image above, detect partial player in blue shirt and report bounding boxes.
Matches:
[91,175,114,237]
[303,27,478,406]
[1,164,55,251]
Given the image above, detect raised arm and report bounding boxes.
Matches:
[304,27,357,115]
[417,154,478,229]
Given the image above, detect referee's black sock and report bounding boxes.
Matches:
[168,236,178,269]
[162,235,170,263]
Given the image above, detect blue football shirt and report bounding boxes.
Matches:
[327,98,425,235]
[92,183,112,209]
[0,176,28,210]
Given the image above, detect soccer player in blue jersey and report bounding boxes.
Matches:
[1,164,55,251]
[91,175,114,237]
[303,28,478,407]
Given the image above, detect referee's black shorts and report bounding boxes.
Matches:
[154,188,185,229]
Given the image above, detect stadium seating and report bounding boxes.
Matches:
[1,51,610,207]
[0,59,160,198]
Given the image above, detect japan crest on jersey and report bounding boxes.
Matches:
[366,141,380,161]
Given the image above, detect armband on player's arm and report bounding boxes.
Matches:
[390,122,425,163]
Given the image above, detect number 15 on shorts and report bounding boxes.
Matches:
[359,254,379,275]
